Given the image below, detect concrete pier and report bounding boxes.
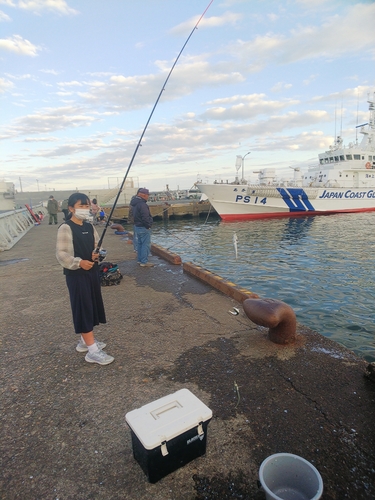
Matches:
[1,215,374,499]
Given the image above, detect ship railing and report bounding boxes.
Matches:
[0,205,42,251]
[246,186,320,198]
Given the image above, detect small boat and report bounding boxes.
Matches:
[196,94,375,221]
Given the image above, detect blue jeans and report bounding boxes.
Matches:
[134,226,151,264]
[132,225,138,252]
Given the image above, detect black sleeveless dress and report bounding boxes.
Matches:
[64,220,106,334]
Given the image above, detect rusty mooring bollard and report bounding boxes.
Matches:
[242,298,297,344]
[110,223,126,234]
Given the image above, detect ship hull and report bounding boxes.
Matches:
[196,183,375,221]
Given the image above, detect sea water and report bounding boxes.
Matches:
[151,212,375,362]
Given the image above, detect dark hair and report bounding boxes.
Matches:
[92,198,97,204]
[68,192,90,208]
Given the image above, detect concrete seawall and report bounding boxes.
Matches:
[1,215,374,499]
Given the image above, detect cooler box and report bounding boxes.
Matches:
[125,388,212,483]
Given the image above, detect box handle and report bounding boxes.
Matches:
[150,400,182,420]
[161,441,169,456]
[197,421,204,436]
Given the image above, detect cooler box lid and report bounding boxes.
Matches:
[125,388,212,450]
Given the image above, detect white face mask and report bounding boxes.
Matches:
[74,208,90,220]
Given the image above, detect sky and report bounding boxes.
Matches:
[0,0,374,193]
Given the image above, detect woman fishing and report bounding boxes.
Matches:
[56,192,114,366]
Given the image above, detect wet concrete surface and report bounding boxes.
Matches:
[0,258,29,266]
[1,215,374,499]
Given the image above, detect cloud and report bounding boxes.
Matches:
[295,0,331,6]
[267,12,279,22]
[78,59,244,112]
[4,71,33,79]
[170,11,242,35]
[0,77,13,92]
[0,34,40,55]
[201,94,300,121]
[217,0,248,6]
[1,99,335,186]
[252,130,332,154]
[112,107,333,163]
[24,135,59,142]
[40,69,60,75]
[0,9,11,21]
[57,80,83,87]
[271,82,293,93]
[311,85,372,105]
[31,140,102,158]
[303,75,318,86]
[9,0,78,15]
[226,3,375,69]
[8,105,97,135]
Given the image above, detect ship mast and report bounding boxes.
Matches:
[367,92,375,130]
[358,93,375,148]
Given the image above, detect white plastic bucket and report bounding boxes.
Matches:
[259,453,323,500]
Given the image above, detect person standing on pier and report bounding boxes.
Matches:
[61,198,69,221]
[56,192,114,366]
[47,195,59,225]
[130,188,154,267]
[90,198,100,225]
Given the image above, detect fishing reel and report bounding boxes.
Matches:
[98,249,107,262]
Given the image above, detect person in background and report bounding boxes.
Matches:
[90,198,100,225]
[130,188,154,267]
[47,195,59,225]
[56,192,114,366]
[61,199,69,221]
[98,209,106,224]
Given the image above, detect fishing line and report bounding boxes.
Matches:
[163,217,220,252]
[155,217,221,255]
[96,0,215,252]
[165,231,202,251]
[150,201,218,251]
[154,199,216,251]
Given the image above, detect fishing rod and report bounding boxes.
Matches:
[95,0,214,252]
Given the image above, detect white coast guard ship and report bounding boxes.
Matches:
[196,94,375,221]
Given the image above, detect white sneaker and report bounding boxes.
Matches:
[76,339,107,353]
[85,350,114,366]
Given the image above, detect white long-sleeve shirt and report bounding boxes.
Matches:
[56,222,100,270]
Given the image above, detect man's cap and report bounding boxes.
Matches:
[138,188,149,195]
[49,195,54,198]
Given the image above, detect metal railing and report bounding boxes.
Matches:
[0,205,45,251]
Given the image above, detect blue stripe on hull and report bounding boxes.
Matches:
[277,188,316,212]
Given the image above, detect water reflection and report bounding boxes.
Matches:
[281,217,315,242]
[152,212,375,362]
